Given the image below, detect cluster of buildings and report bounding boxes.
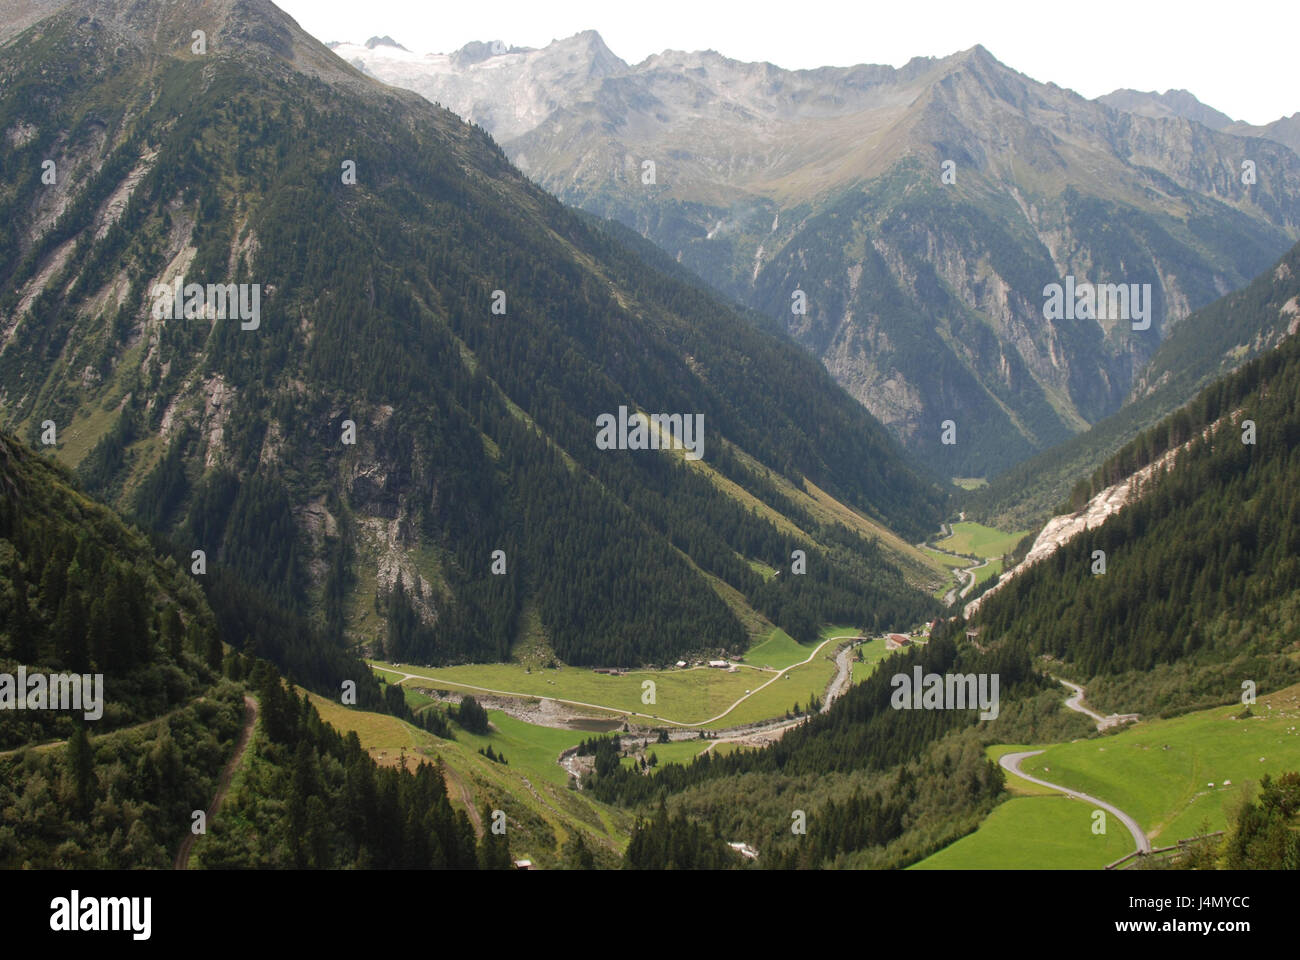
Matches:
[591,657,741,674]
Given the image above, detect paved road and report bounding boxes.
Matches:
[999,749,1150,855]
[958,558,990,599]
[1056,677,1139,731]
[1058,678,1107,724]
[923,524,989,606]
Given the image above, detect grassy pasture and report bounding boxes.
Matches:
[370,625,860,730]
[936,521,1029,559]
[370,659,759,725]
[915,684,1300,868]
[1019,683,1300,844]
[851,636,893,684]
[620,738,713,769]
[910,795,1132,869]
[921,546,968,569]
[972,558,1003,587]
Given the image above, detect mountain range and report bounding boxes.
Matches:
[1098,87,1300,154]
[335,31,1300,476]
[0,0,945,671]
[4,0,1300,878]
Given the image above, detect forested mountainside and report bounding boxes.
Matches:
[971,332,1300,717]
[579,326,1300,868]
[0,0,945,669]
[967,237,1300,527]
[0,429,218,749]
[343,33,1300,476]
[0,428,486,868]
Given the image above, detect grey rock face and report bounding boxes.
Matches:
[341,33,1300,476]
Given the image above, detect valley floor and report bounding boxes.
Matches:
[306,626,901,866]
[367,626,880,732]
[922,520,1028,606]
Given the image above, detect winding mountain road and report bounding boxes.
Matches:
[1059,679,1106,724]
[925,524,991,606]
[998,749,1150,855]
[957,558,990,599]
[692,638,860,757]
[1056,677,1140,731]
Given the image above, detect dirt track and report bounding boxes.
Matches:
[174,694,258,870]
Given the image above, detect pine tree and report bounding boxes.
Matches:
[476,804,511,869]
[562,832,596,869]
[66,723,95,817]
[206,631,223,673]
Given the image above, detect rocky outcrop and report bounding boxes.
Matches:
[964,416,1234,619]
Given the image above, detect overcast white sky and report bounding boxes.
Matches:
[277,0,1297,125]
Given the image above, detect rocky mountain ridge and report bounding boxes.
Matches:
[337,31,1300,476]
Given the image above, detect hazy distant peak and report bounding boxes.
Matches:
[932,43,1019,81]
[954,43,998,63]
[450,39,513,67]
[365,35,407,51]
[543,30,625,72]
[566,28,612,48]
[1099,87,1236,130]
[442,31,621,71]
[640,47,743,72]
[1100,88,1300,151]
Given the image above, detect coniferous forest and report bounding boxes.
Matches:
[0,9,943,671]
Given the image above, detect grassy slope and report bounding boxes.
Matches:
[914,683,1300,868]
[1019,684,1300,843]
[745,627,819,670]
[911,795,1132,869]
[302,690,633,865]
